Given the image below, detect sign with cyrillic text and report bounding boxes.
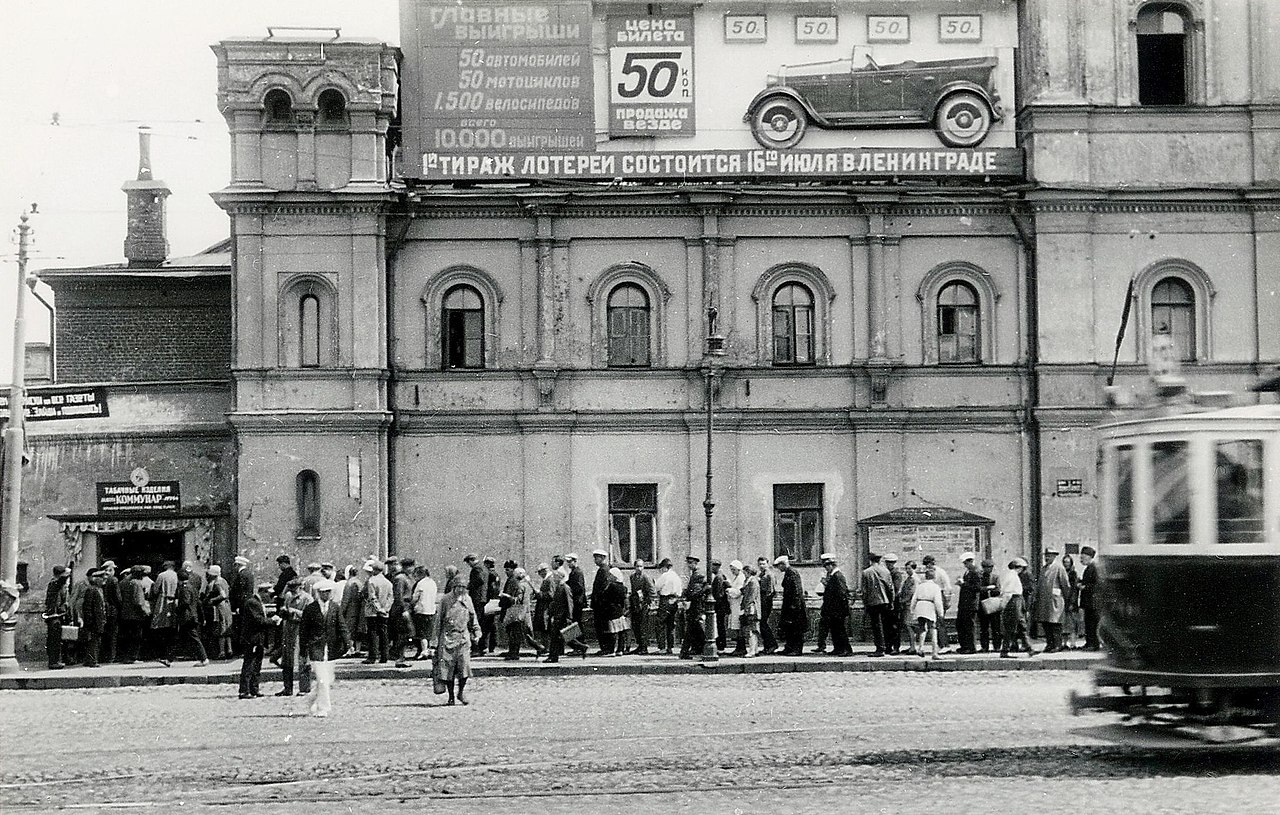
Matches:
[608,16,695,138]
[97,482,180,516]
[0,388,109,422]
[421,147,1024,182]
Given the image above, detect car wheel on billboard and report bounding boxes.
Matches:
[933,91,993,148]
[749,96,808,149]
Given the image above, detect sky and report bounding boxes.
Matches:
[0,1,403,384]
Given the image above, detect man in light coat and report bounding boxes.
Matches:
[361,562,393,664]
[859,552,895,657]
[1034,546,1072,653]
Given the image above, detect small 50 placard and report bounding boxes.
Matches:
[795,15,838,44]
[867,15,910,43]
[725,13,767,43]
[939,14,983,42]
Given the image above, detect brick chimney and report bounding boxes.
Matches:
[121,127,170,266]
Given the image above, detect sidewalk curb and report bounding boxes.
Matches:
[0,653,1102,691]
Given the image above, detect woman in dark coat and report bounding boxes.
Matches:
[600,568,629,656]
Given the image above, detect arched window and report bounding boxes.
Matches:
[442,285,485,370]
[772,283,815,365]
[317,88,348,128]
[607,284,651,367]
[937,281,980,363]
[1151,277,1196,361]
[299,294,321,368]
[264,88,295,126]
[1136,3,1192,105]
[296,470,320,538]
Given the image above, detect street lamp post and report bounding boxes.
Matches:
[702,307,726,662]
[0,210,32,674]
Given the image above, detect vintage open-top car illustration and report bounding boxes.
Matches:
[744,54,1003,149]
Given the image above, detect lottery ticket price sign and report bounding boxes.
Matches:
[608,16,696,138]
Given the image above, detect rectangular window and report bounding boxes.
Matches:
[939,306,978,362]
[608,307,650,367]
[609,483,657,565]
[774,483,823,562]
[1151,440,1191,544]
[1138,34,1186,105]
[1215,440,1266,544]
[1114,445,1135,545]
[446,310,484,368]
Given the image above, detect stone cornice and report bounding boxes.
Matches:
[233,367,390,383]
[26,424,233,443]
[229,410,393,434]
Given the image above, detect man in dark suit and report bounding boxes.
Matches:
[679,555,706,659]
[860,552,895,657]
[628,559,655,655]
[239,584,272,699]
[756,556,777,654]
[566,553,587,628]
[79,568,107,668]
[464,553,487,656]
[819,554,852,656]
[1079,546,1100,650]
[99,561,120,663]
[229,556,255,655]
[589,549,611,656]
[300,579,349,717]
[775,555,807,656]
[43,565,71,669]
[709,560,729,652]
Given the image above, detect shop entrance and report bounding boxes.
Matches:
[97,529,184,574]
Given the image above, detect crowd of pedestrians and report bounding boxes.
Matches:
[37,545,1100,707]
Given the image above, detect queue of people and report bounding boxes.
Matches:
[38,545,1101,687]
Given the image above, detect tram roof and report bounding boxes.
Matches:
[1100,402,1280,433]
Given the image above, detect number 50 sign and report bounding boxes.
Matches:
[608,17,697,138]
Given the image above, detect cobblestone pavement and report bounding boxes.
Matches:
[2,671,1276,814]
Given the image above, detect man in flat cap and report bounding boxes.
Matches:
[882,553,904,654]
[362,561,393,664]
[116,566,148,664]
[860,552,895,657]
[589,549,612,656]
[1079,546,1100,651]
[43,565,71,669]
[653,557,682,654]
[628,559,655,655]
[774,555,807,656]
[565,554,587,633]
[79,568,107,668]
[679,555,706,659]
[1034,547,1071,653]
[956,553,982,654]
[464,554,487,657]
[98,561,120,663]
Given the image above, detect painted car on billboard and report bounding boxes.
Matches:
[744,54,1002,150]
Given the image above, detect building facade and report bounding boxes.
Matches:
[6,0,1279,659]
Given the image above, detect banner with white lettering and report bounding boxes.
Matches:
[0,388,109,422]
[400,1,594,168]
[97,482,181,516]
[608,16,695,138]
[421,147,1024,181]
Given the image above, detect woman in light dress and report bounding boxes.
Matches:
[725,560,746,656]
[910,566,945,660]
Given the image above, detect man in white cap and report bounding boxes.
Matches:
[1034,546,1071,653]
[998,558,1035,657]
[956,553,982,653]
[589,549,612,655]
[819,554,853,656]
[301,578,348,717]
[229,555,255,654]
[774,555,806,656]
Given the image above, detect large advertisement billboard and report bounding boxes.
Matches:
[399,0,1022,182]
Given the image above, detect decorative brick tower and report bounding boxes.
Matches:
[211,31,400,566]
[121,128,170,266]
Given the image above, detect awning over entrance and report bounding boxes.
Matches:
[49,513,227,565]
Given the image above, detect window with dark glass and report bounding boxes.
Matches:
[296,470,320,538]
[607,284,651,367]
[773,483,822,562]
[317,89,348,128]
[1215,440,1265,544]
[772,283,815,365]
[1114,445,1136,546]
[1136,4,1190,105]
[609,484,657,565]
[264,88,295,126]
[937,281,980,363]
[1151,277,1195,361]
[1151,440,1191,545]
[300,294,321,368]
[442,285,485,369]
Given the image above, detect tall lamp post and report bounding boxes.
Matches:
[0,210,32,674]
[702,307,726,662]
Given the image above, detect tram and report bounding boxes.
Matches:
[1069,361,1280,747]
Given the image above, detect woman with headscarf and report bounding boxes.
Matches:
[435,579,481,705]
[202,565,233,659]
[601,567,629,656]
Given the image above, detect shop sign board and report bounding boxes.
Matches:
[97,482,181,516]
[0,387,109,422]
[868,524,981,567]
[400,1,1021,182]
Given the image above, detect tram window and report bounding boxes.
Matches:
[1151,440,1192,545]
[1115,445,1136,546]
[1215,440,1265,544]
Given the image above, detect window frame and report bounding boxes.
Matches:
[773,483,824,564]
[421,266,504,371]
[771,282,817,366]
[263,88,296,129]
[608,483,658,565]
[916,262,998,365]
[936,280,981,364]
[751,263,835,367]
[279,275,338,369]
[606,283,652,368]
[1125,1,1205,107]
[587,263,671,369]
[441,284,486,370]
[1132,259,1213,364]
[296,470,321,540]
[316,88,349,130]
